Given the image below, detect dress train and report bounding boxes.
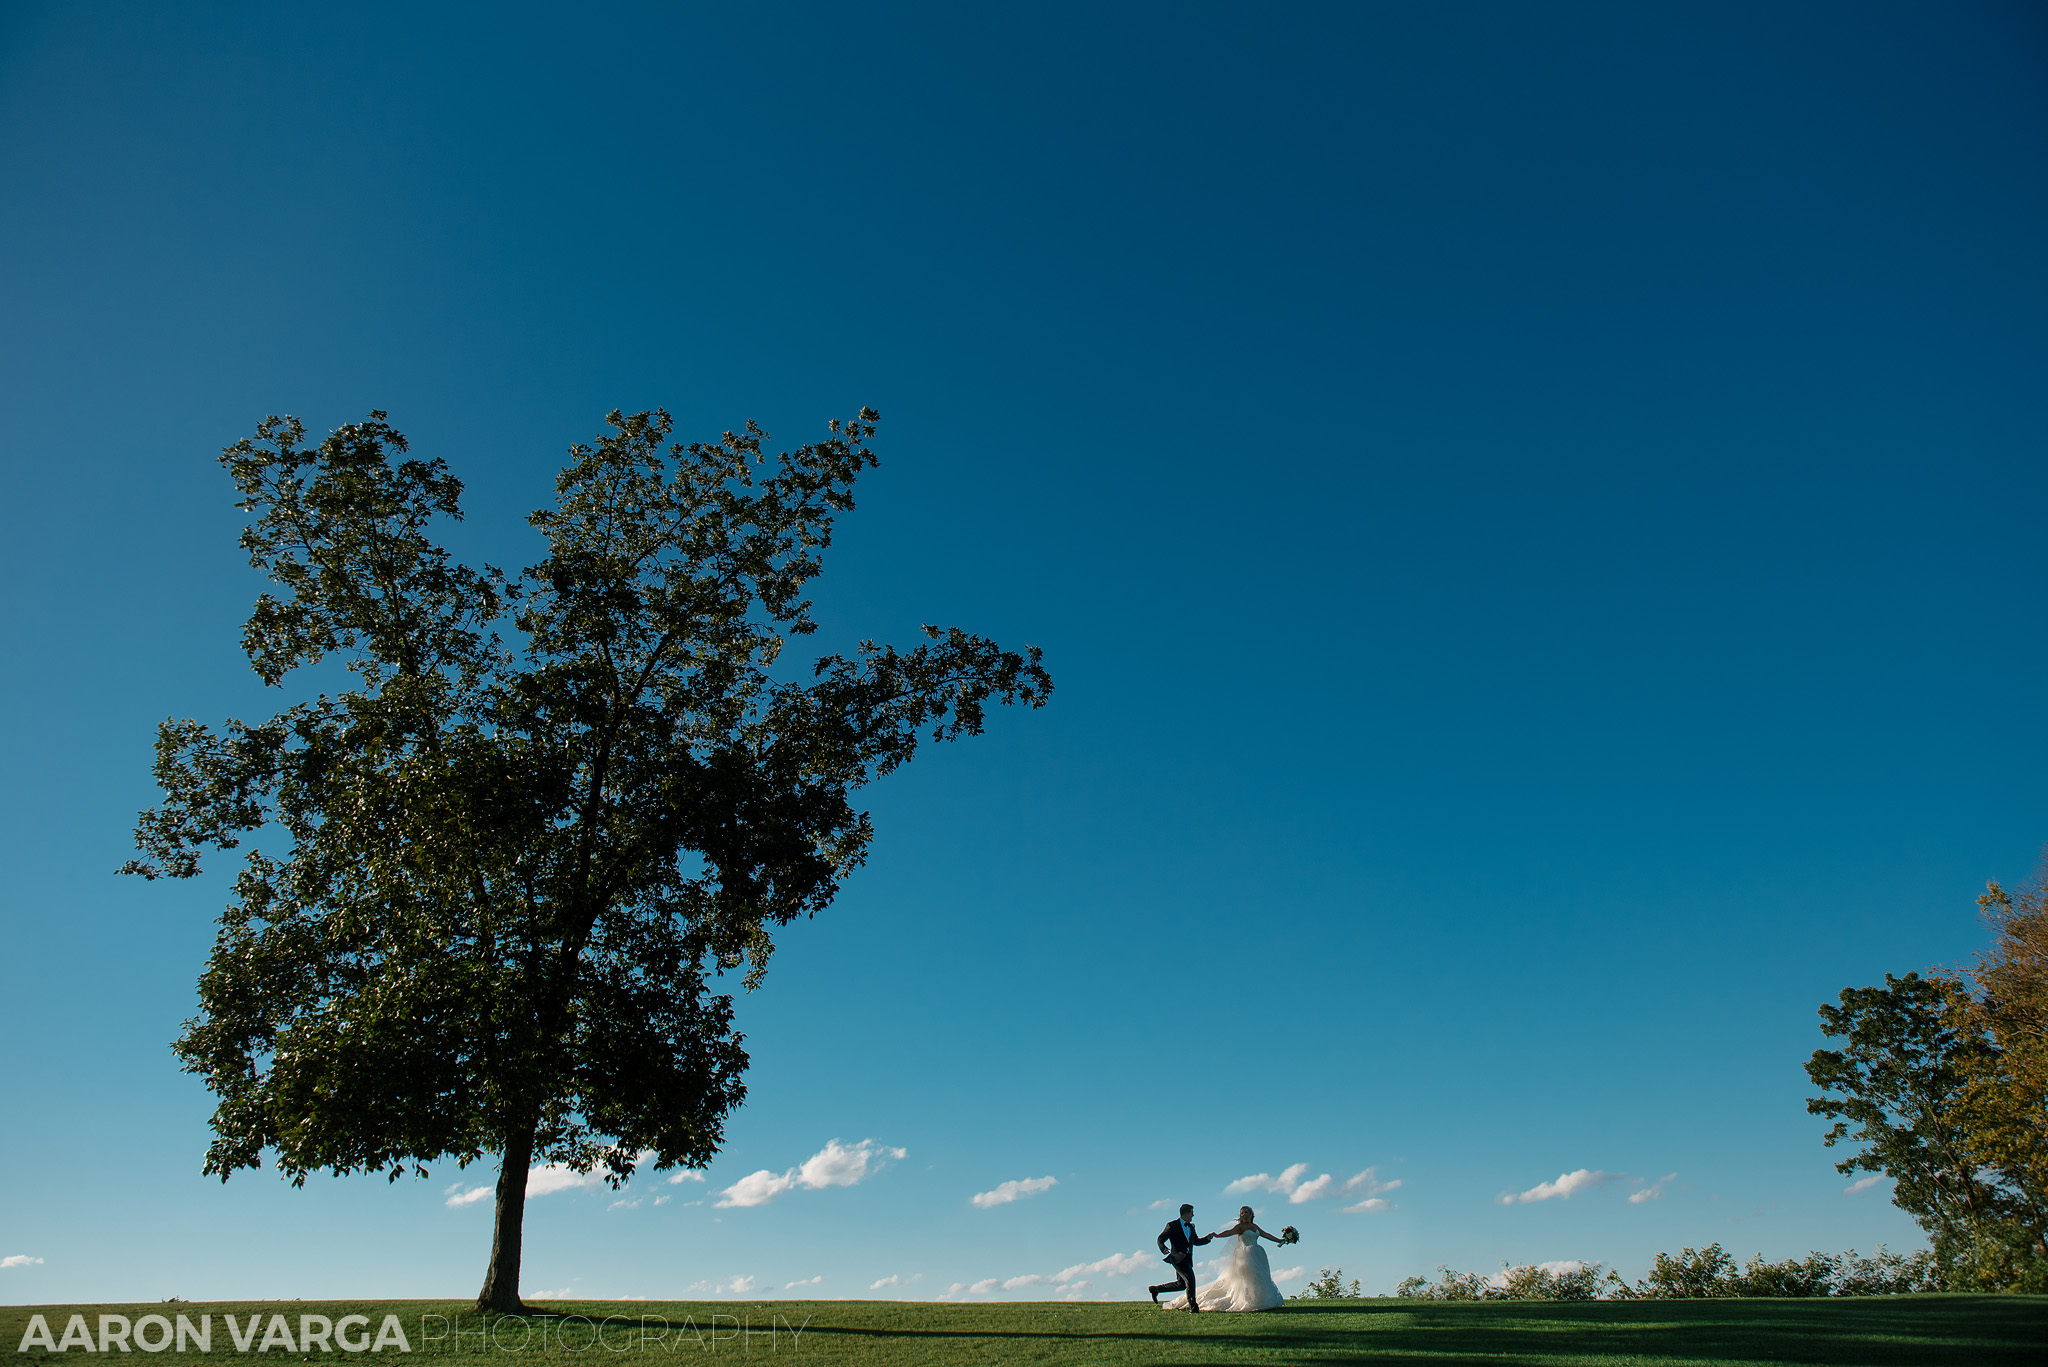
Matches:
[1160,1231,1285,1312]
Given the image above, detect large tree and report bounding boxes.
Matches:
[1805,973,1996,1265]
[124,408,1050,1311]
[1951,867,2048,1284]
[1805,961,2047,1290]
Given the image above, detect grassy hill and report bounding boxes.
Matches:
[6,1295,2043,1365]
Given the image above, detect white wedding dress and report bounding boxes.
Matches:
[1161,1230,1285,1312]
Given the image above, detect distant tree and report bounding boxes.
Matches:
[123,409,1050,1312]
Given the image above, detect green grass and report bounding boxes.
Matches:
[5,1296,2043,1365]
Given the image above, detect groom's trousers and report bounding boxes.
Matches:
[1150,1255,1200,1310]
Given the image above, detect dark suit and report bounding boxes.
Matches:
[1149,1217,1212,1309]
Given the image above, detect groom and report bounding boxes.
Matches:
[1149,1203,1212,1311]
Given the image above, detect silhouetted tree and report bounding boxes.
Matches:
[125,408,1050,1311]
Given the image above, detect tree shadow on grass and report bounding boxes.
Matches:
[798,1298,2044,1365]
[1310,1297,2039,1365]
[456,1297,2048,1366]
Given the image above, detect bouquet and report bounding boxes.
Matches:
[1280,1226,1300,1245]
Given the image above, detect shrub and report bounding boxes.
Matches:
[1393,1262,1619,1301]
[1497,1261,1618,1301]
[1641,1243,1737,1298]
[1390,1242,1941,1301]
[1835,1244,1938,1295]
[1394,1266,1492,1300]
[1292,1267,1362,1299]
[1729,1251,1837,1297]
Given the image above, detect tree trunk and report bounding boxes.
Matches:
[476,1117,536,1313]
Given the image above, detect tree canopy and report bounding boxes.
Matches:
[1805,868,2048,1292]
[1955,873,2048,1241]
[125,408,1050,1310]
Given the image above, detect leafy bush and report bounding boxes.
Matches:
[1835,1245,1938,1295]
[1291,1267,1362,1299]
[1731,1251,1838,1298]
[1394,1266,1492,1301]
[1395,1262,1621,1301]
[1498,1262,1620,1301]
[1642,1243,1737,1298]
[1389,1244,1938,1301]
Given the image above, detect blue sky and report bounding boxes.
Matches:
[2,0,2045,1305]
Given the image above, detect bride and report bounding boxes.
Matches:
[1159,1206,1289,1312]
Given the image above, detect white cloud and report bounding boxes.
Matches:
[1054,1251,1150,1282]
[1227,1163,1310,1197]
[687,1276,758,1296]
[666,1170,707,1185]
[1344,1168,1401,1197]
[528,1163,611,1198]
[447,1150,690,1211]
[1059,1281,1091,1297]
[607,1199,639,1210]
[1227,1162,1386,1206]
[870,1273,921,1291]
[1288,1173,1336,1204]
[1,1256,44,1269]
[1274,1266,1306,1283]
[785,1275,824,1289]
[1844,1175,1887,1195]
[802,1139,905,1188]
[949,1250,1153,1300]
[654,1195,672,1207]
[1629,1173,1679,1205]
[716,1139,905,1208]
[526,1288,577,1301]
[1499,1169,1622,1205]
[1341,1197,1392,1213]
[717,1169,797,1208]
[972,1176,1057,1209]
[937,1277,1003,1299]
[1148,1198,1174,1210]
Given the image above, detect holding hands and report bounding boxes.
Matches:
[1151,1202,1297,1313]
